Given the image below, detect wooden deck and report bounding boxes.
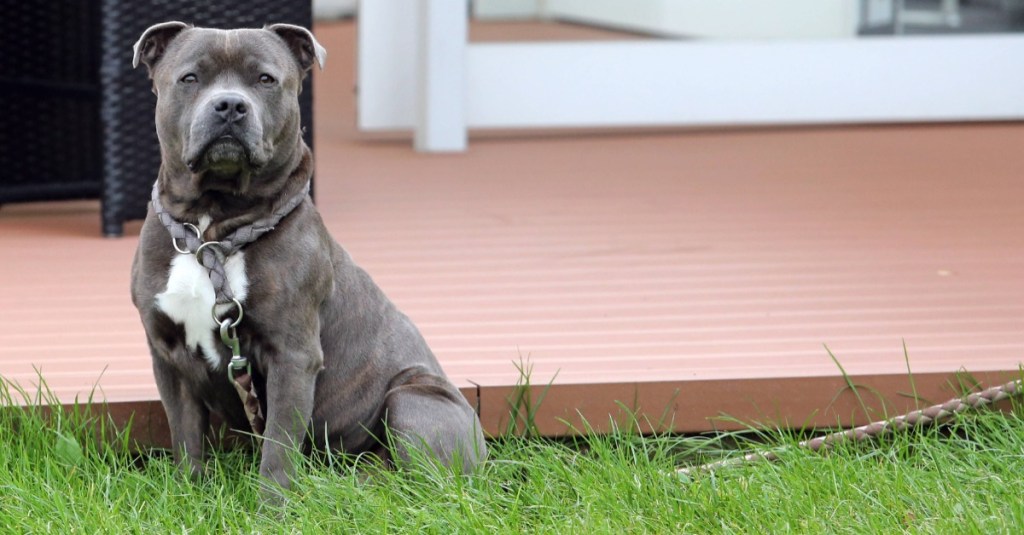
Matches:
[2,21,1023,444]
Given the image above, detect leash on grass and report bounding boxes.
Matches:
[678,375,1023,475]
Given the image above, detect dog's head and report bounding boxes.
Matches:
[133,22,325,194]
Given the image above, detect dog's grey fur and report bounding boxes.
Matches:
[129,22,486,498]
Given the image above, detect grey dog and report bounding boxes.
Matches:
[129,22,486,498]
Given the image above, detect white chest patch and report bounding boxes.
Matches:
[156,230,249,369]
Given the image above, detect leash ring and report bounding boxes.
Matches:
[172,223,202,254]
[194,240,226,263]
[212,298,244,328]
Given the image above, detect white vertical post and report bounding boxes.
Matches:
[358,0,418,132]
[415,0,468,152]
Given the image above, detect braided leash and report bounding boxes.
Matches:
[679,376,1023,475]
[151,180,311,435]
[151,181,310,304]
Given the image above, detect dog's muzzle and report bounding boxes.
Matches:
[186,91,262,174]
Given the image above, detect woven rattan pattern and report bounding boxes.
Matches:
[0,2,103,204]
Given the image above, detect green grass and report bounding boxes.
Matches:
[3,380,1024,533]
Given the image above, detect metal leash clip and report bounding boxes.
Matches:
[219,317,250,379]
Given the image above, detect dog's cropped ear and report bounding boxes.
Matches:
[267,24,327,74]
[133,21,191,73]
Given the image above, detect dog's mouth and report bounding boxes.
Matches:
[188,136,252,173]
[186,136,258,194]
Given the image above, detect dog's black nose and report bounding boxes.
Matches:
[213,94,248,122]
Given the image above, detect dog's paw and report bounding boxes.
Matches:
[258,479,290,510]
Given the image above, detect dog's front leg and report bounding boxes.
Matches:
[258,346,323,503]
[152,355,209,479]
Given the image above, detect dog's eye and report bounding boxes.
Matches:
[259,74,276,85]
[179,73,198,84]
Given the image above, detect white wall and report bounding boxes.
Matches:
[863,0,895,27]
[473,0,541,20]
[360,0,1024,151]
[313,0,357,20]
[477,0,862,39]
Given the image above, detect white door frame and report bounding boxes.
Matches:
[358,0,1024,152]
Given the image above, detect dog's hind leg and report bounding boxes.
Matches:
[381,370,487,473]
